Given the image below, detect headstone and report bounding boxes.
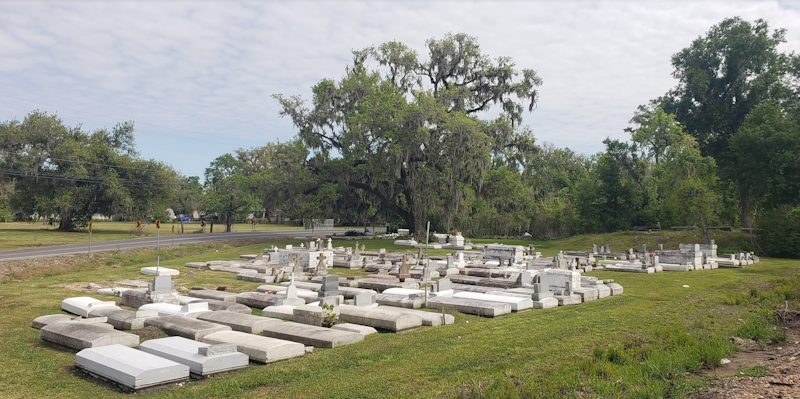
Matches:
[437,278,453,292]
[592,244,598,254]
[320,275,340,297]
[354,241,360,255]
[353,293,375,307]
[398,256,411,281]
[327,238,333,250]
[658,244,664,250]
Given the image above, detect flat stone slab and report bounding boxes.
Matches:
[188,289,239,302]
[338,305,422,332]
[606,282,624,295]
[139,336,248,377]
[196,311,283,334]
[533,297,558,309]
[260,321,364,348]
[555,294,582,306]
[356,278,419,292]
[144,315,231,341]
[330,323,378,336]
[375,307,454,327]
[140,266,180,276]
[261,305,296,321]
[88,308,159,330]
[451,284,500,294]
[76,344,189,390]
[571,287,599,302]
[139,302,210,317]
[40,322,139,350]
[203,331,305,364]
[452,292,533,311]
[184,262,209,270]
[185,299,253,314]
[426,297,512,318]
[32,314,80,329]
[238,273,275,283]
[62,297,120,318]
[374,293,423,309]
[236,292,284,308]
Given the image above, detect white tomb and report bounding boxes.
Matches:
[76,344,189,390]
[139,302,209,317]
[62,297,120,318]
[139,336,248,377]
[140,266,180,276]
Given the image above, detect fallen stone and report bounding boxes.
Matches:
[374,293,423,309]
[139,336,248,377]
[555,294,581,306]
[144,315,231,341]
[31,314,79,329]
[196,311,283,335]
[605,282,624,295]
[260,321,364,348]
[76,344,189,389]
[40,322,139,350]
[571,287,599,302]
[184,299,252,314]
[375,307,455,327]
[356,278,419,292]
[139,302,210,317]
[203,330,305,363]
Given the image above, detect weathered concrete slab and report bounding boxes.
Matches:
[260,321,364,348]
[605,282,624,295]
[139,336,248,377]
[32,314,79,329]
[196,311,283,335]
[451,284,498,294]
[40,322,139,350]
[140,266,180,276]
[144,315,231,341]
[426,297,512,317]
[76,344,189,390]
[184,262,209,270]
[337,305,422,332]
[452,292,533,311]
[62,297,120,318]
[375,307,455,327]
[236,292,284,308]
[330,323,378,336]
[87,308,159,330]
[203,331,305,364]
[571,287,599,302]
[293,304,340,327]
[374,293,423,309]
[139,302,210,317]
[185,299,252,314]
[276,282,321,292]
[555,294,581,306]
[356,278,419,292]
[261,305,297,321]
[533,297,558,309]
[237,273,275,283]
[188,289,239,302]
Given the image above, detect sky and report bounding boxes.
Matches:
[1,1,799,178]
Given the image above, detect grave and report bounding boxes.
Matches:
[184,299,252,314]
[195,311,283,334]
[87,308,158,330]
[236,292,285,308]
[62,297,120,318]
[40,322,139,350]
[293,304,340,327]
[374,293,423,309]
[356,278,420,292]
[452,292,533,311]
[76,345,189,390]
[139,337,248,377]
[144,315,231,341]
[374,307,455,327]
[139,302,210,317]
[261,305,297,321]
[426,297,512,317]
[330,323,379,336]
[259,321,364,348]
[337,305,423,332]
[31,314,80,329]
[140,266,180,276]
[187,289,239,302]
[202,331,306,364]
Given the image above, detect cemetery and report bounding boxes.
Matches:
[17,231,776,395]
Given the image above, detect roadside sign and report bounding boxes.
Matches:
[156,220,161,229]
[201,221,206,227]
[172,225,175,233]
[136,221,141,228]
[88,222,93,233]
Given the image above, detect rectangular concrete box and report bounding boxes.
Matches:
[373,306,455,327]
[203,330,305,363]
[139,302,210,317]
[144,315,231,341]
[184,299,253,314]
[259,321,364,348]
[236,292,284,308]
[40,322,140,350]
[140,266,180,276]
[88,308,158,330]
[188,290,239,302]
[196,311,283,334]
[337,305,422,332]
[261,305,297,321]
[139,336,248,377]
[452,292,533,311]
[427,297,512,318]
[62,297,120,318]
[356,278,420,292]
[76,344,189,390]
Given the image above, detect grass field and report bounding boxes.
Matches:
[0,234,796,398]
[0,221,304,252]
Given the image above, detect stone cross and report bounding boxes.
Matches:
[354,241,360,255]
[361,244,366,253]
[398,255,411,281]
[327,238,333,250]
[300,243,305,248]
[317,253,328,271]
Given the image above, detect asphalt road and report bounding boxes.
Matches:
[0,229,337,260]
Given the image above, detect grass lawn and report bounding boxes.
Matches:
[0,221,304,252]
[0,234,797,398]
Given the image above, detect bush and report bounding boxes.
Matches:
[757,205,800,258]
[344,230,366,236]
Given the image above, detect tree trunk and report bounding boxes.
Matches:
[226,212,232,232]
[739,175,753,229]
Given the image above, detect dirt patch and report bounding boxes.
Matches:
[694,311,800,398]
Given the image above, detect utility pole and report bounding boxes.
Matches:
[88,222,93,260]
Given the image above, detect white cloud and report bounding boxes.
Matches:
[0,0,798,176]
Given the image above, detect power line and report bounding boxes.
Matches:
[0,168,183,188]
[0,150,173,173]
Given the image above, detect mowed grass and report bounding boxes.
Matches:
[0,236,797,398]
[0,221,304,252]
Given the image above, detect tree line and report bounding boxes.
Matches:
[1,17,798,256]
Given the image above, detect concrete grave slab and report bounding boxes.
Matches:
[533,297,558,309]
[426,297,512,318]
[76,344,189,390]
[144,315,231,341]
[337,305,422,332]
[260,321,364,348]
[139,336,248,377]
[140,267,180,276]
[188,289,239,302]
[40,322,139,350]
[236,292,284,308]
[330,323,378,336]
[261,305,297,321]
[62,297,120,318]
[88,308,158,330]
[374,293,423,309]
[139,302,210,317]
[452,292,533,311]
[31,314,79,329]
[375,307,455,327]
[202,331,305,364]
[196,311,282,335]
[184,299,252,314]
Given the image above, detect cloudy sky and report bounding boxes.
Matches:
[1,1,799,178]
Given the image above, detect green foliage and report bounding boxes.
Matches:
[757,205,800,258]
[203,154,258,232]
[321,303,338,327]
[733,307,785,344]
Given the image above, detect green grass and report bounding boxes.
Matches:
[0,221,305,252]
[0,235,797,398]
